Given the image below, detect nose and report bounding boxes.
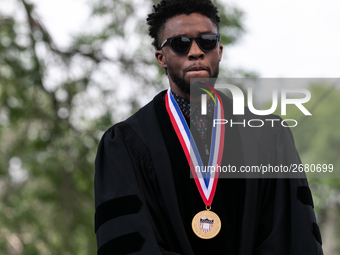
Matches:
[188,39,204,60]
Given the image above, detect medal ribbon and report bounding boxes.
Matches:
[165,86,225,206]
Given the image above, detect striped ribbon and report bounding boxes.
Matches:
[165,85,225,206]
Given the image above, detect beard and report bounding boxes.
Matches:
[167,64,220,95]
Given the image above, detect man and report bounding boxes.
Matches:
[95,0,323,254]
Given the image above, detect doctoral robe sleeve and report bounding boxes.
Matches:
[94,124,182,255]
[254,118,323,255]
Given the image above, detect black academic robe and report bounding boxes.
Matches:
[94,90,323,255]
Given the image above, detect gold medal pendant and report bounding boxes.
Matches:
[191,206,221,239]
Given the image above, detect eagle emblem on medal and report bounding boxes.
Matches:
[192,210,221,239]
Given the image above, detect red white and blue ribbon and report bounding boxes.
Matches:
[165,85,225,206]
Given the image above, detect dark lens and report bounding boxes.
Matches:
[198,34,218,51]
[170,36,191,54]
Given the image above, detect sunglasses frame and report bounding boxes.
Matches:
[160,33,221,54]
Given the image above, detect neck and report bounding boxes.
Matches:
[170,84,190,102]
[169,83,202,103]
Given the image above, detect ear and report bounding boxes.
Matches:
[155,50,168,69]
[218,43,223,62]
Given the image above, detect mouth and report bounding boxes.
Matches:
[186,66,207,72]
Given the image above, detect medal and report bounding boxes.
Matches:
[192,206,221,239]
[165,84,225,239]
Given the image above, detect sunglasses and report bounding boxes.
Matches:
[160,33,221,54]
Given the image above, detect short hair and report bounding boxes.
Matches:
[147,0,221,50]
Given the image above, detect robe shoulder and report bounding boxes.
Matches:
[94,96,185,255]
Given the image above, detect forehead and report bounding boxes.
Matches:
[161,13,217,39]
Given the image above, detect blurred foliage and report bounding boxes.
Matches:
[0,0,102,253]
[0,0,247,254]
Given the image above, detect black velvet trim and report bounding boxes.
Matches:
[297,186,314,208]
[119,123,151,162]
[98,232,145,255]
[312,222,322,245]
[258,127,279,163]
[95,195,142,232]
